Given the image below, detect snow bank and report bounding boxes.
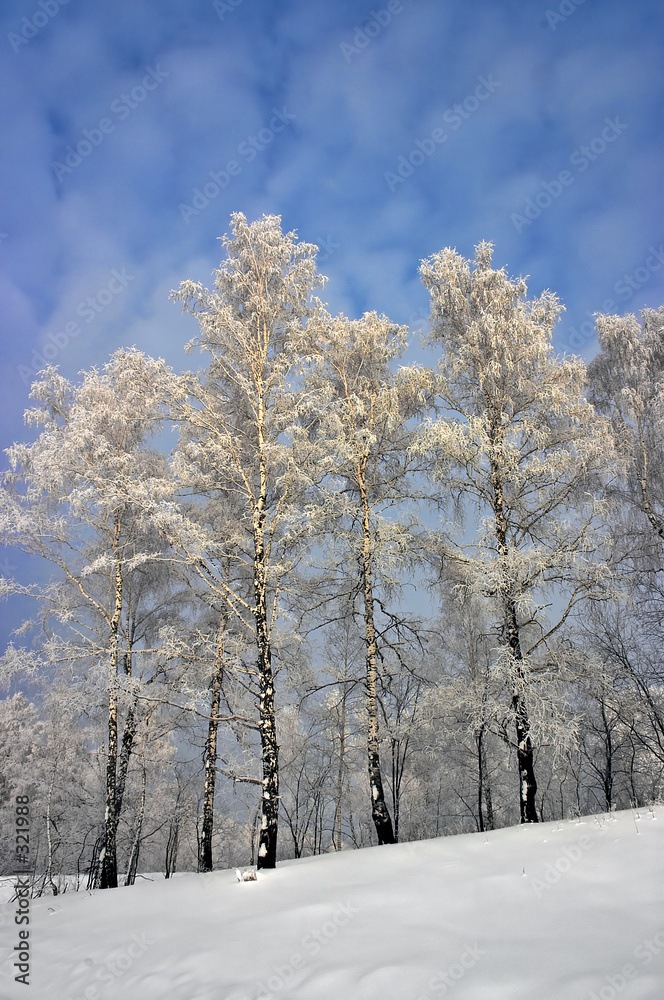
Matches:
[1,806,662,999]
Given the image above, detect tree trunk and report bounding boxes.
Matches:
[114,638,137,829]
[490,437,538,824]
[484,775,495,831]
[115,702,136,827]
[199,614,226,872]
[600,700,614,811]
[44,761,59,895]
[334,681,348,851]
[391,738,400,843]
[99,673,119,888]
[165,820,179,878]
[256,631,279,868]
[249,798,260,866]
[507,599,539,823]
[99,515,124,889]
[477,724,487,833]
[124,765,146,887]
[359,472,395,846]
[254,428,279,870]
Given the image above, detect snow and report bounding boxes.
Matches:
[1,807,663,999]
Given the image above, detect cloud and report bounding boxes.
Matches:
[0,0,662,429]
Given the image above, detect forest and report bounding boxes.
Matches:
[1,212,663,892]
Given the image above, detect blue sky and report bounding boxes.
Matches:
[0,0,663,514]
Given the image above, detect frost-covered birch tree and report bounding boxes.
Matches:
[417,243,613,823]
[582,307,664,802]
[0,349,178,887]
[306,312,427,844]
[168,213,325,869]
[423,583,507,832]
[588,306,664,557]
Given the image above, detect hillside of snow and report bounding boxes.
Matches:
[1,807,663,1000]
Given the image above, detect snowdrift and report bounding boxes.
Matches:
[1,806,663,999]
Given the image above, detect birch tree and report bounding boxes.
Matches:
[168,213,325,869]
[584,307,664,799]
[197,606,230,872]
[306,312,427,844]
[587,306,664,560]
[417,242,613,822]
[423,585,506,832]
[0,349,178,887]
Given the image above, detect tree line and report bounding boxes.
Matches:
[1,213,663,891]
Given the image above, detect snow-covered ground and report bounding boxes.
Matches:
[1,807,663,1000]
